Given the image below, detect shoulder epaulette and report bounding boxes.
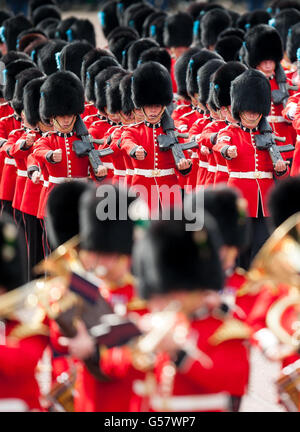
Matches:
[130,121,144,128]
[90,119,107,128]
[83,113,97,122]
[209,318,252,345]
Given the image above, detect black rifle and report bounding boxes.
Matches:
[73,115,108,181]
[157,111,197,175]
[255,117,294,165]
[272,65,289,107]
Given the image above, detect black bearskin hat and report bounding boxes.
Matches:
[142,10,166,38]
[175,47,201,100]
[1,14,32,51]
[23,76,47,127]
[85,56,120,103]
[120,73,135,115]
[95,66,124,112]
[37,40,67,75]
[149,15,167,47]
[58,41,93,79]
[215,36,243,62]
[46,181,89,249]
[163,12,194,48]
[69,19,96,47]
[270,0,300,14]
[0,212,27,291]
[40,71,84,122]
[12,67,44,115]
[231,69,271,120]
[121,40,137,69]
[287,22,300,62]
[244,24,283,68]
[227,10,240,27]
[126,5,154,36]
[98,0,119,38]
[211,61,247,109]
[271,8,300,50]
[3,58,36,101]
[116,0,144,25]
[246,10,271,30]
[36,17,60,38]
[237,12,251,31]
[32,5,61,27]
[139,47,171,73]
[186,49,222,98]
[0,10,13,26]
[201,9,232,48]
[218,27,245,40]
[197,59,225,107]
[55,16,78,40]
[81,48,115,88]
[107,25,138,41]
[132,61,173,108]
[106,71,128,114]
[79,184,138,255]
[203,185,250,249]
[132,210,224,299]
[107,28,138,64]
[1,51,31,66]
[28,0,57,20]
[127,38,159,71]
[268,176,300,227]
[186,2,207,20]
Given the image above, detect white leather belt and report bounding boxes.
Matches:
[17,169,28,178]
[43,180,49,187]
[114,169,126,176]
[4,158,16,166]
[230,171,273,179]
[49,176,88,184]
[216,164,229,173]
[134,168,175,177]
[150,392,231,412]
[267,115,286,123]
[190,151,199,159]
[199,161,208,168]
[103,162,114,170]
[297,135,300,141]
[207,165,217,173]
[126,169,134,176]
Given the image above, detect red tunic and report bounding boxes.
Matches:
[291,99,300,176]
[172,99,191,124]
[122,121,184,215]
[170,56,178,94]
[32,131,93,212]
[216,124,289,217]
[199,120,227,186]
[0,115,21,187]
[268,76,295,161]
[0,319,48,411]
[20,130,44,217]
[0,102,13,119]
[0,128,22,202]
[189,116,211,186]
[104,125,127,186]
[89,119,118,181]
[82,102,98,118]
[134,314,250,412]
[177,109,202,189]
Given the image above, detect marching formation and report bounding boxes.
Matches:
[0,0,300,413]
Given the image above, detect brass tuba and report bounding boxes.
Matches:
[245,212,300,347]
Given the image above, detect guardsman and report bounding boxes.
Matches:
[32,70,105,209]
[121,61,192,216]
[216,69,289,266]
[131,209,251,412]
[244,24,296,163]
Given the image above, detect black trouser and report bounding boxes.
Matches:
[238,196,271,270]
[23,213,45,281]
